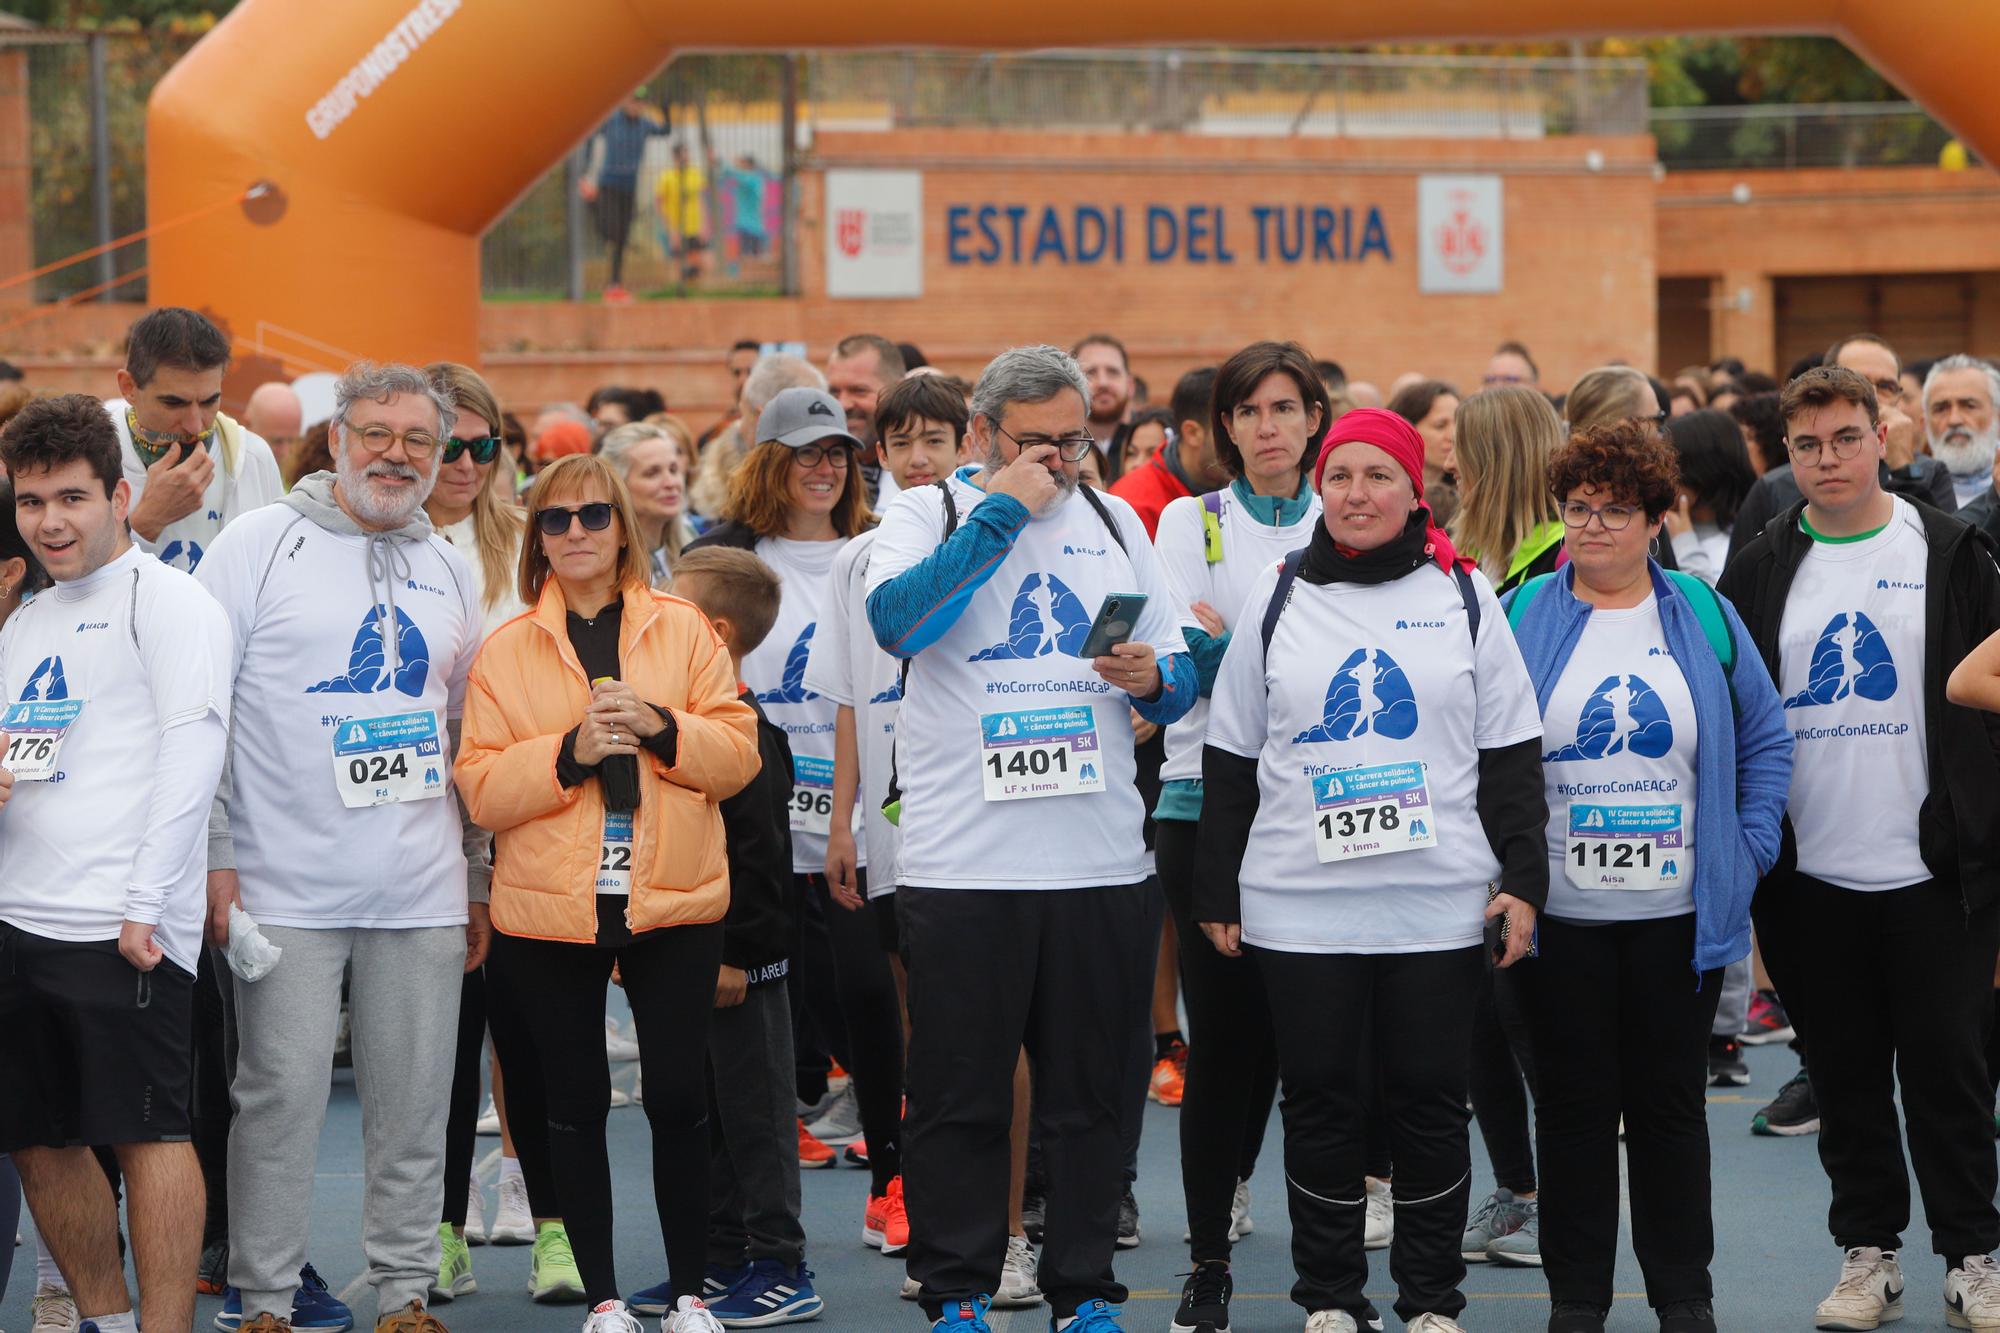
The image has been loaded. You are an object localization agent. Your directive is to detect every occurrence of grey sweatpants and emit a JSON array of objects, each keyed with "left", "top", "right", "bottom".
[
  {"left": 228, "top": 924, "right": 463, "bottom": 1320},
  {"left": 708, "top": 978, "right": 806, "bottom": 1268},
  {"left": 1713, "top": 956, "right": 1754, "bottom": 1037}
]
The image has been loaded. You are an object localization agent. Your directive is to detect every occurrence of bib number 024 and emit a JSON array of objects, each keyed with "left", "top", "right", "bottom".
[{"left": 346, "top": 753, "right": 410, "bottom": 785}]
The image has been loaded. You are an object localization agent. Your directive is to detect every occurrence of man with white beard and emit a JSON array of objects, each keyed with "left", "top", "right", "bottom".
[
  {"left": 197, "top": 361, "right": 486, "bottom": 1333},
  {"left": 1925, "top": 355, "right": 2000, "bottom": 512}
]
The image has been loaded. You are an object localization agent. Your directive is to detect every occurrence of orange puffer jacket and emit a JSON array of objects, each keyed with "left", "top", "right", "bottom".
[{"left": 457, "top": 580, "right": 760, "bottom": 944}]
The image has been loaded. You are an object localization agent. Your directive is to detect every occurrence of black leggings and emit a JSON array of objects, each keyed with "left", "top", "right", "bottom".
[
  {"left": 192, "top": 944, "right": 236, "bottom": 1247},
  {"left": 793, "top": 871, "right": 905, "bottom": 1194},
  {"left": 1467, "top": 959, "right": 1539, "bottom": 1195},
  {"left": 1156, "top": 819, "right": 1279, "bottom": 1263},
  {"left": 486, "top": 920, "right": 722, "bottom": 1305}
]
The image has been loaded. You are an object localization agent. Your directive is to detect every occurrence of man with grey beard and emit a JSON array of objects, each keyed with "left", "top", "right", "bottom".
[
  {"left": 1925, "top": 354, "right": 2000, "bottom": 512},
  {"left": 196, "top": 361, "right": 486, "bottom": 1333}
]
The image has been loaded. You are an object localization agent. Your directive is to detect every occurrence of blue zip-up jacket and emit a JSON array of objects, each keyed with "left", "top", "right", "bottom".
[{"left": 1504, "top": 561, "right": 1793, "bottom": 974}]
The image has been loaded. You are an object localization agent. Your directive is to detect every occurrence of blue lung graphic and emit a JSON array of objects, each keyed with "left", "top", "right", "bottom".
[
  {"left": 1544, "top": 674, "right": 1674, "bottom": 762},
  {"left": 756, "top": 623, "right": 821, "bottom": 704},
  {"left": 306, "top": 606, "right": 431, "bottom": 695},
  {"left": 158, "top": 539, "right": 205, "bottom": 573},
  {"left": 868, "top": 675, "right": 904, "bottom": 705},
  {"left": 1292, "top": 648, "right": 1418, "bottom": 743},
  {"left": 22, "top": 655, "right": 67, "bottom": 701},
  {"left": 969, "top": 573, "right": 1091, "bottom": 661},
  {"left": 1784, "top": 611, "right": 1897, "bottom": 709}
]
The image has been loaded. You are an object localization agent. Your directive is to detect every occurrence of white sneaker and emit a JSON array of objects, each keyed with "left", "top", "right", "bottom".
[
  {"left": 663, "top": 1294, "right": 727, "bottom": 1331},
  {"left": 1182, "top": 1178, "right": 1255, "bottom": 1244},
  {"left": 610, "top": 1085, "right": 634, "bottom": 1109},
  {"left": 993, "top": 1233, "right": 1042, "bottom": 1308},
  {"left": 464, "top": 1177, "right": 490, "bottom": 1245},
  {"left": 900, "top": 1274, "right": 922, "bottom": 1301},
  {"left": 806, "top": 1085, "right": 863, "bottom": 1146},
  {"left": 606, "top": 1016, "right": 642, "bottom": 1063},
  {"left": 1947, "top": 1253, "right": 2000, "bottom": 1331},
  {"left": 490, "top": 1170, "right": 536, "bottom": 1245},
  {"left": 30, "top": 1283, "right": 78, "bottom": 1333},
  {"left": 1815, "top": 1246, "right": 1904, "bottom": 1331},
  {"left": 582, "top": 1298, "right": 646, "bottom": 1332},
  {"left": 1405, "top": 1316, "right": 1466, "bottom": 1333},
  {"left": 476, "top": 1094, "right": 502, "bottom": 1136},
  {"left": 1363, "top": 1176, "right": 1393, "bottom": 1251},
  {"left": 1305, "top": 1312, "right": 1359, "bottom": 1332}
]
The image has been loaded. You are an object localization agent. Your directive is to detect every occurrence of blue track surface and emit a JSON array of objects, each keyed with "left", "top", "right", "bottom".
[{"left": 0, "top": 1038, "right": 1951, "bottom": 1332}]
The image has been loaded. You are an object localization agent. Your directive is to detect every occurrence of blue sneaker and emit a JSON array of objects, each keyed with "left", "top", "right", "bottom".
[
  {"left": 215, "top": 1263, "right": 356, "bottom": 1331},
  {"left": 932, "top": 1295, "right": 994, "bottom": 1331},
  {"left": 704, "top": 1258, "right": 824, "bottom": 1326},
  {"left": 1057, "top": 1298, "right": 1127, "bottom": 1332},
  {"left": 628, "top": 1263, "right": 750, "bottom": 1316}
]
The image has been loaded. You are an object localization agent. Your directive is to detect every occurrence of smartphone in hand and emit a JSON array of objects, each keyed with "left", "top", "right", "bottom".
[{"left": 1077, "top": 592, "right": 1148, "bottom": 659}]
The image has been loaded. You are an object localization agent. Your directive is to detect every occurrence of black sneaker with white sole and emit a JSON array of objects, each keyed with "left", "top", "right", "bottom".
[
  {"left": 1171, "top": 1261, "right": 1232, "bottom": 1333},
  {"left": 1116, "top": 1188, "right": 1141, "bottom": 1249},
  {"left": 1708, "top": 1035, "right": 1750, "bottom": 1087},
  {"left": 1752, "top": 1067, "right": 1820, "bottom": 1136}
]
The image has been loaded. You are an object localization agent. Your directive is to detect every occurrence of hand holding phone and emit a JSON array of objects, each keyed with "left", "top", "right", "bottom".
[{"left": 1076, "top": 592, "right": 1147, "bottom": 659}]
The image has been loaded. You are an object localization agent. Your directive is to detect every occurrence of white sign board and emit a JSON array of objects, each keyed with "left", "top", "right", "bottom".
[
  {"left": 825, "top": 169, "right": 924, "bottom": 299},
  {"left": 1418, "top": 175, "right": 1503, "bottom": 295}
]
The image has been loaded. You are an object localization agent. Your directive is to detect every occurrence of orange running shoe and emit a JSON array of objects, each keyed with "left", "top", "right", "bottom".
[
  {"left": 863, "top": 1175, "right": 911, "bottom": 1255},
  {"left": 827, "top": 1058, "right": 851, "bottom": 1092},
  {"left": 1149, "top": 1038, "right": 1188, "bottom": 1106},
  {"left": 798, "top": 1117, "right": 836, "bottom": 1170}
]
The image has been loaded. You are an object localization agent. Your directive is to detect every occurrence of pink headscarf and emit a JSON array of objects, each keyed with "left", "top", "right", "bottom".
[{"left": 1311, "top": 407, "right": 1471, "bottom": 574}]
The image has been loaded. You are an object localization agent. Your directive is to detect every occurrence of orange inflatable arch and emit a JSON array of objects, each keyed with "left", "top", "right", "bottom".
[{"left": 147, "top": 0, "right": 1999, "bottom": 371}]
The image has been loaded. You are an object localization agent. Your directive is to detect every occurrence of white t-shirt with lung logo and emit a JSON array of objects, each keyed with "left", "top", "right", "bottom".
[
  {"left": 1204, "top": 561, "right": 1540, "bottom": 953},
  {"left": 1538, "top": 595, "right": 1698, "bottom": 922},
  {"left": 1778, "top": 497, "right": 1930, "bottom": 891},
  {"left": 865, "top": 474, "right": 1186, "bottom": 890},
  {"left": 743, "top": 535, "right": 852, "bottom": 876},
  {"left": 802, "top": 528, "right": 900, "bottom": 895}
]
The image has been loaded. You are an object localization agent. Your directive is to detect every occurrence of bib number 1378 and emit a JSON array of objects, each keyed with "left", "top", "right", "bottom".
[{"left": 1318, "top": 800, "right": 1402, "bottom": 841}]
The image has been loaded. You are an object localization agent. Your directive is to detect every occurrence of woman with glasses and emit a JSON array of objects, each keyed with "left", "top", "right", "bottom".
[
  {"left": 598, "top": 419, "right": 696, "bottom": 583},
  {"left": 457, "top": 453, "right": 761, "bottom": 1333},
  {"left": 1502, "top": 421, "right": 1790, "bottom": 1333},
  {"left": 685, "top": 386, "right": 912, "bottom": 1256}
]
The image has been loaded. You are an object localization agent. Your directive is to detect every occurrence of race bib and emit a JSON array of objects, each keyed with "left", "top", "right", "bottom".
[
  {"left": 1565, "top": 802, "right": 1687, "bottom": 891},
  {"left": 1, "top": 699, "right": 84, "bottom": 782},
  {"left": 596, "top": 811, "right": 634, "bottom": 896},
  {"left": 330, "top": 710, "right": 448, "bottom": 809},
  {"left": 979, "top": 705, "right": 1107, "bottom": 802},
  {"left": 791, "top": 754, "right": 835, "bottom": 835},
  {"left": 1311, "top": 760, "right": 1439, "bottom": 864}
]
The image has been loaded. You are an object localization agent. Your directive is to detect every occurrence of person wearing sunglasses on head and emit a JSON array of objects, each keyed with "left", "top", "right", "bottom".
[{"left": 457, "top": 454, "right": 761, "bottom": 1333}]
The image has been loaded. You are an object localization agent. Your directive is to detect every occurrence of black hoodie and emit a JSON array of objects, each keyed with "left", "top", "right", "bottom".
[{"left": 720, "top": 689, "right": 799, "bottom": 982}]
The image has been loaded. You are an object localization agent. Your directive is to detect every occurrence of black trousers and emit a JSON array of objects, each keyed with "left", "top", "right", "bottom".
[
  {"left": 793, "top": 871, "right": 905, "bottom": 1194},
  {"left": 1468, "top": 955, "right": 1539, "bottom": 1195},
  {"left": 1156, "top": 819, "right": 1279, "bottom": 1263},
  {"left": 1255, "top": 943, "right": 1482, "bottom": 1323},
  {"left": 443, "top": 967, "right": 485, "bottom": 1228},
  {"left": 1517, "top": 914, "right": 1719, "bottom": 1309},
  {"left": 192, "top": 944, "right": 236, "bottom": 1247},
  {"left": 486, "top": 921, "right": 722, "bottom": 1305},
  {"left": 899, "top": 882, "right": 1154, "bottom": 1321},
  {"left": 1755, "top": 872, "right": 2000, "bottom": 1257}
]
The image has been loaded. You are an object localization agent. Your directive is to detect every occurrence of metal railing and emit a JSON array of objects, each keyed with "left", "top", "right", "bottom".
[{"left": 1651, "top": 101, "right": 1963, "bottom": 171}]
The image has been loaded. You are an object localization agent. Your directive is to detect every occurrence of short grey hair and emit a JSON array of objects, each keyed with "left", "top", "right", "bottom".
[
  {"left": 970, "top": 345, "right": 1090, "bottom": 429},
  {"left": 334, "top": 360, "right": 457, "bottom": 442},
  {"left": 598, "top": 421, "right": 677, "bottom": 475},
  {"left": 1923, "top": 354, "right": 2000, "bottom": 415},
  {"left": 741, "top": 354, "right": 826, "bottom": 420}
]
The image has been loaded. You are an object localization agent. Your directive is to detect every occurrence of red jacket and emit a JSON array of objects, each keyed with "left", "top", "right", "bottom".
[{"left": 1108, "top": 456, "right": 1191, "bottom": 540}]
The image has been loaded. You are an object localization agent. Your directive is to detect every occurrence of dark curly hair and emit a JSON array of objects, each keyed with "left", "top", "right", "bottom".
[
  {"left": 1548, "top": 419, "right": 1681, "bottom": 520},
  {"left": 0, "top": 392, "right": 121, "bottom": 496}
]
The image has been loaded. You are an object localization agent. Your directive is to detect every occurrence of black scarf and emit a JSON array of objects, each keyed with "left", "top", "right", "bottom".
[{"left": 1298, "top": 508, "right": 1435, "bottom": 586}]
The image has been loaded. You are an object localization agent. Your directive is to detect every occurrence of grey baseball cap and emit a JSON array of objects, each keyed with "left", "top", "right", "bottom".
[{"left": 757, "top": 386, "right": 861, "bottom": 449}]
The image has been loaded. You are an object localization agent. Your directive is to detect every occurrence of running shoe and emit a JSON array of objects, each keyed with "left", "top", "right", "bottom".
[
  {"left": 1063, "top": 1299, "right": 1128, "bottom": 1331},
  {"left": 490, "top": 1171, "right": 535, "bottom": 1245},
  {"left": 1484, "top": 1195, "right": 1541, "bottom": 1267},
  {"left": 1460, "top": 1187, "right": 1532, "bottom": 1261},
  {"left": 1021, "top": 1189, "right": 1046, "bottom": 1245},
  {"left": 1149, "top": 1039, "right": 1188, "bottom": 1106},
  {"left": 236, "top": 1320, "right": 291, "bottom": 1333},
  {"left": 1363, "top": 1177, "right": 1393, "bottom": 1251},
  {"left": 1741, "top": 988, "right": 1796, "bottom": 1046},
  {"left": 1658, "top": 1297, "right": 1717, "bottom": 1332},
  {"left": 929, "top": 1296, "right": 993, "bottom": 1331},
  {"left": 994, "top": 1234, "right": 1041, "bottom": 1309},
  {"left": 605, "top": 1016, "right": 641, "bottom": 1063},
  {"left": 609, "top": 1085, "right": 633, "bottom": 1109},
  {"left": 797, "top": 1118, "right": 835, "bottom": 1170},
  {"left": 602, "top": 284, "right": 633, "bottom": 306},
  {"left": 1708, "top": 1034, "right": 1751, "bottom": 1087},
  {"left": 663, "top": 1296, "right": 727, "bottom": 1332},
  {"left": 1181, "top": 1178, "right": 1255, "bottom": 1244},
  {"left": 1815, "top": 1246, "right": 1903, "bottom": 1330},
  {"left": 431, "top": 1223, "right": 475, "bottom": 1303},
  {"left": 1946, "top": 1254, "right": 2000, "bottom": 1331},
  {"left": 863, "top": 1175, "right": 911, "bottom": 1255},
  {"left": 463, "top": 1178, "right": 488, "bottom": 1246},
  {"left": 1170, "top": 1260, "right": 1231, "bottom": 1333},
  {"left": 1546, "top": 1301, "right": 1608, "bottom": 1332},
  {"left": 826, "top": 1059, "right": 851, "bottom": 1093},
  {"left": 1752, "top": 1068, "right": 1820, "bottom": 1137},
  {"left": 30, "top": 1284, "right": 78, "bottom": 1333},
  {"left": 703, "top": 1259, "right": 823, "bottom": 1326},
  {"left": 217, "top": 1265, "right": 355, "bottom": 1331},
  {"left": 1117, "top": 1188, "right": 1141, "bottom": 1249},
  {"left": 372, "top": 1301, "right": 448, "bottom": 1332},
  {"left": 475, "top": 1095, "right": 501, "bottom": 1136},
  {"left": 199, "top": 1236, "right": 232, "bottom": 1294},
  {"left": 581, "top": 1299, "right": 645, "bottom": 1333},
  {"left": 1304, "top": 1313, "right": 1357, "bottom": 1333},
  {"left": 805, "top": 1086, "right": 863, "bottom": 1146},
  {"left": 844, "top": 1141, "right": 869, "bottom": 1168},
  {"left": 628, "top": 1264, "right": 749, "bottom": 1316},
  {"left": 901, "top": 1275, "right": 922, "bottom": 1302},
  {"left": 1404, "top": 1317, "right": 1466, "bottom": 1333},
  {"left": 530, "top": 1222, "right": 588, "bottom": 1304}
]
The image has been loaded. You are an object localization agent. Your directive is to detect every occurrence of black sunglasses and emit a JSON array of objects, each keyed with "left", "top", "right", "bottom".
[
  {"left": 535, "top": 502, "right": 615, "bottom": 537},
  {"left": 442, "top": 435, "right": 503, "bottom": 465}
]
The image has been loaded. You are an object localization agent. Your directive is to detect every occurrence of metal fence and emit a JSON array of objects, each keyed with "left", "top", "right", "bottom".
[{"left": 1651, "top": 102, "right": 1961, "bottom": 171}]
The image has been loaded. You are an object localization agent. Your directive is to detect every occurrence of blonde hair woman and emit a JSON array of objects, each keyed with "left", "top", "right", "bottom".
[
  {"left": 1452, "top": 385, "right": 1567, "bottom": 593},
  {"left": 599, "top": 419, "right": 695, "bottom": 583},
  {"left": 425, "top": 362, "right": 528, "bottom": 638},
  {"left": 1563, "top": 366, "right": 1663, "bottom": 434}
]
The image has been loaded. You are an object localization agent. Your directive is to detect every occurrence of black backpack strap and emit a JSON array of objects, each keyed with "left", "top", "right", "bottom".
[
  {"left": 935, "top": 478, "right": 958, "bottom": 540},
  {"left": 1452, "top": 564, "right": 1482, "bottom": 647},
  {"left": 1260, "top": 548, "right": 1307, "bottom": 655},
  {"left": 1079, "top": 483, "right": 1130, "bottom": 554}
]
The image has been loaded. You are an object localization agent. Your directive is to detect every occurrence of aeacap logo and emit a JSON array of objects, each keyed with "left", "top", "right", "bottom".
[
  {"left": 22, "top": 655, "right": 67, "bottom": 701},
  {"left": 159, "top": 539, "right": 205, "bottom": 573},
  {"left": 757, "top": 623, "right": 821, "bottom": 704},
  {"left": 1293, "top": 648, "right": 1418, "bottom": 743},
  {"left": 1785, "top": 611, "right": 1897, "bottom": 710},
  {"left": 1544, "top": 674, "right": 1673, "bottom": 762},
  {"left": 307, "top": 605, "right": 430, "bottom": 695},
  {"left": 969, "top": 572, "right": 1089, "bottom": 661},
  {"left": 869, "top": 675, "right": 903, "bottom": 705}
]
